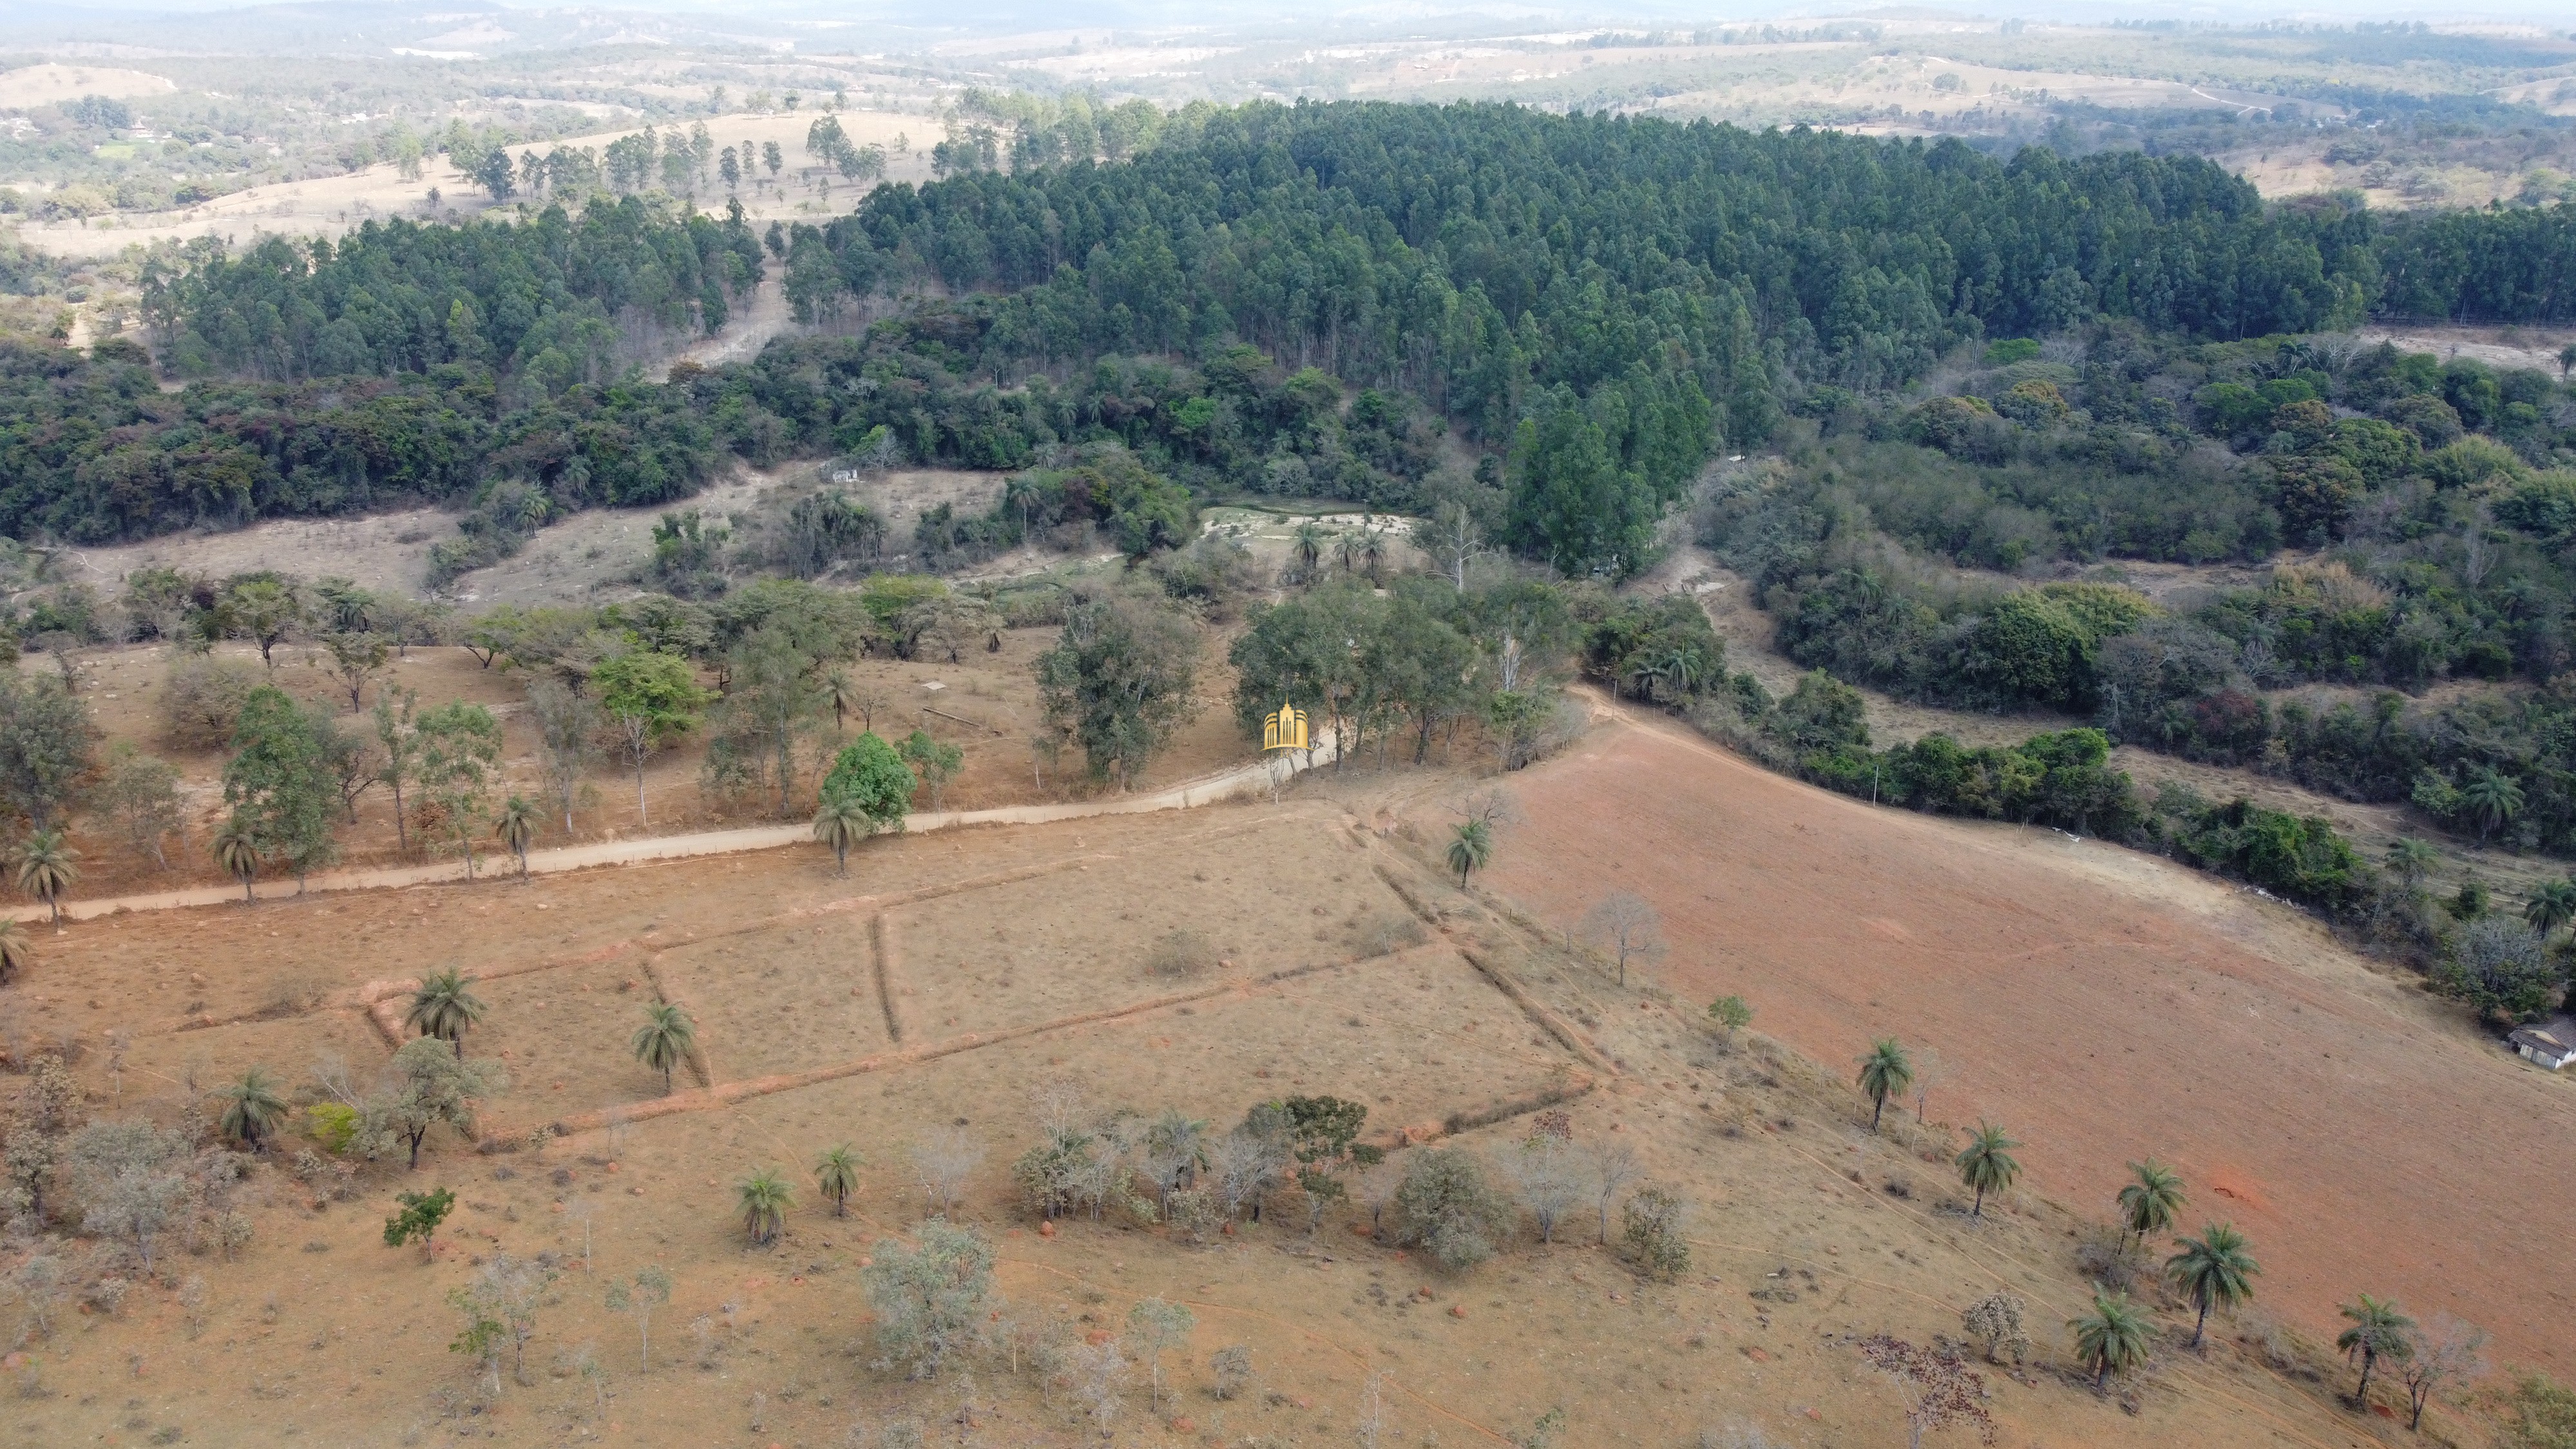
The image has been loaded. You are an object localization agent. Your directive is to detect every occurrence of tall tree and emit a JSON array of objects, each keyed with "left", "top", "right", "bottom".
[
  {"left": 2523, "top": 878, "right": 2576, "bottom": 937},
  {"left": 223, "top": 686, "right": 338, "bottom": 891},
  {"left": 706, "top": 625, "right": 823, "bottom": 818},
  {"left": 318, "top": 631, "right": 390, "bottom": 712},
  {"left": 524, "top": 680, "right": 599, "bottom": 833},
  {"left": 415, "top": 703, "right": 502, "bottom": 877},
  {"left": 1034, "top": 587, "right": 1202, "bottom": 789},
  {"left": 593, "top": 652, "right": 707, "bottom": 828},
  {"left": 0, "top": 672, "right": 97, "bottom": 832},
  {"left": 374, "top": 688, "right": 422, "bottom": 855},
  {"left": 221, "top": 578, "right": 304, "bottom": 670},
  {"left": 212, "top": 1067, "right": 288, "bottom": 1150}
]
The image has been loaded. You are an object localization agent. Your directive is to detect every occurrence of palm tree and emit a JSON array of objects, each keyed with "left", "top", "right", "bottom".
[
  {"left": 2459, "top": 767, "right": 2523, "bottom": 842},
  {"left": 405, "top": 967, "right": 488, "bottom": 1057},
  {"left": 1003, "top": 473, "right": 1043, "bottom": 544},
  {"left": 1955, "top": 1121, "right": 2021, "bottom": 1218},
  {"left": 2383, "top": 837, "right": 2436, "bottom": 893},
  {"left": 822, "top": 671, "right": 859, "bottom": 736},
  {"left": 213, "top": 820, "right": 262, "bottom": 904},
  {"left": 1333, "top": 529, "right": 1362, "bottom": 576},
  {"left": 2115, "top": 1159, "right": 2186, "bottom": 1251},
  {"left": 13, "top": 829, "right": 77, "bottom": 926},
  {"left": 814, "top": 793, "right": 869, "bottom": 876},
  {"left": 1855, "top": 1039, "right": 1914, "bottom": 1132},
  {"left": 632, "top": 1002, "right": 697, "bottom": 1095},
  {"left": 737, "top": 1168, "right": 792, "bottom": 1246},
  {"left": 814, "top": 1144, "right": 861, "bottom": 1217},
  {"left": 0, "top": 918, "right": 28, "bottom": 983},
  {"left": 496, "top": 795, "right": 537, "bottom": 881},
  {"left": 1445, "top": 819, "right": 1492, "bottom": 887},
  {"left": 2069, "top": 1291, "right": 2153, "bottom": 1391},
  {"left": 1291, "top": 521, "right": 1325, "bottom": 583},
  {"left": 213, "top": 1066, "right": 289, "bottom": 1150},
  {"left": 1655, "top": 646, "right": 1704, "bottom": 701},
  {"left": 2337, "top": 1295, "right": 2415, "bottom": 1406},
  {"left": 2525, "top": 878, "right": 2576, "bottom": 937},
  {"left": 2165, "top": 1223, "right": 2260, "bottom": 1349}
]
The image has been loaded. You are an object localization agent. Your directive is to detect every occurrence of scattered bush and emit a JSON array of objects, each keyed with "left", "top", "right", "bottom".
[
  {"left": 1388, "top": 1148, "right": 1513, "bottom": 1272},
  {"left": 1619, "top": 1185, "right": 1692, "bottom": 1282},
  {"left": 861, "top": 1217, "right": 995, "bottom": 1379},
  {"left": 1144, "top": 929, "right": 1219, "bottom": 979},
  {"left": 160, "top": 654, "right": 258, "bottom": 750}
]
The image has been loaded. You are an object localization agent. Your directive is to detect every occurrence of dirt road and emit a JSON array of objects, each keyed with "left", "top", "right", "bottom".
[{"left": 12, "top": 743, "right": 1321, "bottom": 925}]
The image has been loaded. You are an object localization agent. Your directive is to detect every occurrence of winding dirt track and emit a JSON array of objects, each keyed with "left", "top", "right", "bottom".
[{"left": 1485, "top": 703, "right": 2576, "bottom": 1373}]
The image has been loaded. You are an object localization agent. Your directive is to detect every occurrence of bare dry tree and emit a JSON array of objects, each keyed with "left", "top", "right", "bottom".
[
  {"left": 1585, "top": 1139, "right": 1639, "bottom": 1246},
  {"left": 1911, "top": 1046, "right": 1955, "bottom": 1125},
  {"left": 1581, "top": 893, "right": 1666, "bottom": 986},
  {"left": 2401, "top": 1314, "right": 2489, "bottom": 1432},
  {"left": 910, "top": 1126, "right": 986, "bottom": 1214}
]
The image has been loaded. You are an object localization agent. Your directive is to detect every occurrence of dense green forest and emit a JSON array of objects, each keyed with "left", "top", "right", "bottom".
[{"left": 8, "top": 101, "right": 2575, "bottom": 569}]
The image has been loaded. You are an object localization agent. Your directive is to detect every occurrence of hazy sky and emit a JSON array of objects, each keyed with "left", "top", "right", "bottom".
[{"left": 5, "top": 0, "right": 2573, "bottom": 38}]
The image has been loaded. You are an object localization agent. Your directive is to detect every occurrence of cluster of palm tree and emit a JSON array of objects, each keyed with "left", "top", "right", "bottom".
[
  {"left": 2067, "top": 1163, "right": 2265, "bottom": 1391},
  {"left": 1619, "top": 643, "right": 1713, "bottom": 705},
  {"left": 724, "top": 1144, "right": 865, "bottom": 1249},
  {"left": 1851, "top": 1040, "right": 2022, "bottom": 1217},
  {"left": 1288, "top": 518, "right": 1391, "bottom": 587},
  {"left": 405, "top": 967, "right": 701, "bottom": 1095}
]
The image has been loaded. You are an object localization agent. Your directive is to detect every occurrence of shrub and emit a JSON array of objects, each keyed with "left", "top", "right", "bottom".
[
  {"left": 1143, "top": 929, "right": 1218, "bottom": 979},
  {"left": 1389, "top": 1148, "right": 1513, "bottom": 1272},
  {"left": 862, "top": 1217, "right": 995, "bottom": 1379},
  {"left": 1209, "top": 1344, "right": 1254, "bottom": 1400},
  {"left": 1619, "top": 1185, "right": 1692, "bottom": 1282},
  {"left": 161, "top": 654, "right": 258, "bottom": 750},
  {"left": 2441, "top": 914, "right": 2558, "bottom": 1021},
  {"left": 1961, "top": 1291, "right": 2030, "bottom": 1364}
]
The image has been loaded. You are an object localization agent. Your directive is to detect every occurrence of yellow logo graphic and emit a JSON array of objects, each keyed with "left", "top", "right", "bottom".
[{"left": 1262, "top": 700, "right": 1310, "bottom": 752}]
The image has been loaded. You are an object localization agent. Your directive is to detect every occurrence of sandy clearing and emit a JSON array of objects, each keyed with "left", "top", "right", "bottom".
[
  {"left": 1484, "top": 702, "right": 2576, "bottom": 1372},
  {"left": 0, "top": 62, "right": 175, "bottom": 108},
  {"left": 17, "top": 108, "right": 944, "bottom": 260}
]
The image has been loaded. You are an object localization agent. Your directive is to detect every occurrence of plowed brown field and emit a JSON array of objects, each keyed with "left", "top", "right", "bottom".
[{"left": 1486, "top": 705, "right": 2576, "bottom": 1373}]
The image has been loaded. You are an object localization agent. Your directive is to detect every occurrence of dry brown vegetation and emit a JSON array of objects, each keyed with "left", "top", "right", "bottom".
[{"left": 0, "top": 688, "right": 2544, "bottom": 1444}]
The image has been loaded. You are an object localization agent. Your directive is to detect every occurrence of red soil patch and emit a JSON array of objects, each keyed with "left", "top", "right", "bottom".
[{"left": 1485, "top": 709, "right": 2576, "bottom": 1372}]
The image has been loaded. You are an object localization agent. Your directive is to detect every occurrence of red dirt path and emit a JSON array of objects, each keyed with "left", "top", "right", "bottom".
[{"left": 1485, "top": 708, "right": 2576, "bottom": 1372}]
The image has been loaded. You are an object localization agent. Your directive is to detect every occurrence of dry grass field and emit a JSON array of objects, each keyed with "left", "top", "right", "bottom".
[
  {"left": 0, "top": 762, "right": 2428, "bottom": 1448},
  {"left": 1486, "top": 704, "right": 2576, "bottom": 1379}
]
